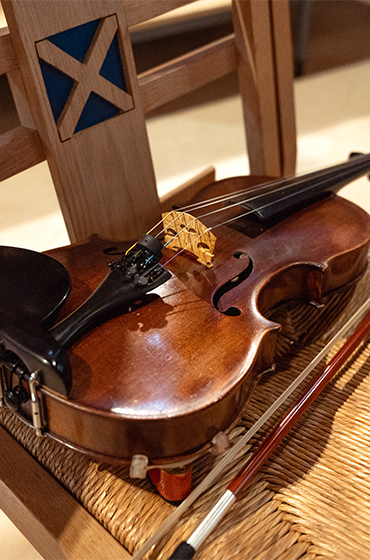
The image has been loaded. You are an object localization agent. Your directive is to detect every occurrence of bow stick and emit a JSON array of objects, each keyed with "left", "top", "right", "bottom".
[
  {"left": 132, "top": 295, "right": 370, "bottom": 560},
  {"left": 167, "top": 303, "right": 370, "bottom": 559}
]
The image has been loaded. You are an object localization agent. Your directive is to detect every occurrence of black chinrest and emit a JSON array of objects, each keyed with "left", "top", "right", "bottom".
[
  {"left": 0, "top": 246, "right": 72, "bottom": 394},
  {"left": 0, "top": 245, "right": 71, "bottom": 328}
]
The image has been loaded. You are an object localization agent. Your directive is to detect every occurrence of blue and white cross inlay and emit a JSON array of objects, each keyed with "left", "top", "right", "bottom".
[{"left": 36, "top": 15, "right": 134, "bottom": 141}]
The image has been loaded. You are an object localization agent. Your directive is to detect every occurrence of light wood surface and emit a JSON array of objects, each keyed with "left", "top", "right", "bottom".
[
  {"left": 123, "top": 0, "right": 197, "bottom": 28},
  {"left": 162, "top": 209, "right": 216, "bottom": 266},
  {"left": 232, "top": 0, "right": 296, "bottom": 177},
  {"left": 0, "top": 426, "right": 130, "bottom": 560},
  {"left": 6, "top": 68, "right": 35, "bottom": 129},
  {"left": 35, "top": 16, "right": 134, "bottom": 142},
  {"left": 270, "top": 0, "right": 297, "bottom": 176},
  {"left": 0, "top": 26, "right": 17, "bottom": 74},
  {"left": 233, "top": 0, "right": 279, "bottom": 177},
  {"left": 139, "top": 33, "right": 236, "bottom": 114},
  {"left": 3, "top": 0, "right": 161, "bottom": 243},
  {"left": 1, "top": 0, "right": 296, "bottom": 240},
  {"left": 0, "top": 126, "right": 44, "bottom": 181}
]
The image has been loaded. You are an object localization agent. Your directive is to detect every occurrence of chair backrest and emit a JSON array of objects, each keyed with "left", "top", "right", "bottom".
[{"left": 0, "top": 0, "right": 296, "bottom": 244}]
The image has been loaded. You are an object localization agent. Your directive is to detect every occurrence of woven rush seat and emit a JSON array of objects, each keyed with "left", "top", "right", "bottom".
[{"left": 1, "top": 258, "right": 370, "bottom": 559}]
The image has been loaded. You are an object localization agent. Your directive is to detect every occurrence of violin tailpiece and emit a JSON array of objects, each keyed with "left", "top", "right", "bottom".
[{"left": 162, "top": 211, "right": 216, "bottom": 267}]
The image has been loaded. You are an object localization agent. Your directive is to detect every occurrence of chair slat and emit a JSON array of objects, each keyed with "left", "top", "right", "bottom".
[
  {"left": 0, "top": 27, "right": 18, "bottom": 75},
  {"left": 124, "top": 0, "right": 196, "bottom": 28},
  {"left": 0, "top": 126, "right": 45, "bottom": 181},
  {"left": 139, "top": 33, "right": 236, "bottom": 114},
  {"left": 160, "top": 166, "right": 216, "bottom": 212}
]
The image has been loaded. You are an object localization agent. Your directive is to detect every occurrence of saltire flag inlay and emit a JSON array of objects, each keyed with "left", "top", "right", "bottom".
[{"left": 36, "top": 15, "right": 134, "bottom": 141}]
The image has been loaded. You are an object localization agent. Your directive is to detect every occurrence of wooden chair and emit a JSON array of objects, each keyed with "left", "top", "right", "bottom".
[
  {"left": 0, "top": 1, "right": 296, "bottom": 558},
  {"left": 0, "top": 0, "right": 296, "bottom": 243}
]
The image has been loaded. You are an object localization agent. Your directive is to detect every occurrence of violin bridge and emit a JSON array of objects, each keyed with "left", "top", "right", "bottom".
[{"left": 162, "top": 211, "right": 216, "bottom": 267}]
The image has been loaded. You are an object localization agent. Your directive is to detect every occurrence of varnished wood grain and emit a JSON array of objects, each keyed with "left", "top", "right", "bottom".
[{"left": 0, "top": 0, "right": 296, "bottom": 463}]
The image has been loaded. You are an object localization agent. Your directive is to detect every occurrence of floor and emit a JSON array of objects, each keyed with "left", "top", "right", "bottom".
[{"left": 1, "top": 1, "right": 370, "bottom": 559}]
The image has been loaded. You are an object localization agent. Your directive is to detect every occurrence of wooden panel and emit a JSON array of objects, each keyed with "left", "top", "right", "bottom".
[
  {"left": 0, "top": 126, "right": 45, "bottom": 181},
  {"left": 232, "top": 0, "right": 281, "bottom": 178},
  {"left": 0, "top": 27, "right": 18, "bottom": 74},
  {"left": 0, "top": 427, "right": 130, "bottom": 560},
  {"left": 270, "top": 0, "right": 296, "bottom": 177},
  {"left": 123, "top": 0, "right": 197, "bottom": 28},
  {"left": 138, "top": 34, "right": 236, "bottom": 114},
  {"left": 2, "top": 0, "right": 161, "bottom": 243}
]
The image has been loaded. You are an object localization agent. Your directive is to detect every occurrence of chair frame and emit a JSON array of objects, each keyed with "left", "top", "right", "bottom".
[{"left": 1, "top": 0, "right": 296, "bottom": 242}]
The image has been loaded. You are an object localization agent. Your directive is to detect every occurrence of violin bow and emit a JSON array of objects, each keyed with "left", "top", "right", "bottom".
[
  {"left": 166, "top": 302, "right": 370, "bottom": 559},
  {"left": 132, "top": 296, "right": 370, "bottom": 560}
]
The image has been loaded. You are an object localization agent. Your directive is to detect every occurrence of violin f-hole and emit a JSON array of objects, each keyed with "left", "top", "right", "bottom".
[{"left": 212, "top": 252, "right": 253, "bottom": 316}]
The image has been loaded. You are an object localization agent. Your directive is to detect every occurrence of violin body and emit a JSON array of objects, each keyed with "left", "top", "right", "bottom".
[{"left": 35, "top": 176, "right": 370, "bottom": 465}]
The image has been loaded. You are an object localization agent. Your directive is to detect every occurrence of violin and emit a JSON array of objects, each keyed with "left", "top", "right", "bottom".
[{"left": 1, "top": 153, "right": 370, "bottom": 478}]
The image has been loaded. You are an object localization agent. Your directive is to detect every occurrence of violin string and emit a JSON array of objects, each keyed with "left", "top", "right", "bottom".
[
  {"left": 149, "top": 163, "right": 335, "bottom": 238},
  {"left": 176, "top": 153, "right": 369, "bottom": 216},
  {"left": 161, "top": 171, "right": 340, "bottom": 267},
  {"left": 158, "top": 159, "right": 368, "bottom": 252},
  {"left": 172, "top": 179, "right": 285, "bottom": 214},
  {"left": 159, "top": 176, "right": 298, "bottom": 253},
  {"left": 148, "top": 155, "right": 366, "bottom": 242},
  {"left": 152, "top": 175, "right": 295, "bottom": 239},
  {"left": 159, "top": 166, "right": 327, "bottom": 229},
  {"left": 146, "top": 174, "right": 285, "bottom": 237}
]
